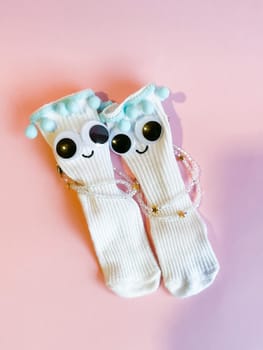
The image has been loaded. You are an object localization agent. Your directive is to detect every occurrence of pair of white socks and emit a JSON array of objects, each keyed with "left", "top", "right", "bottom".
[{"left": 26, "top": 85, "right": 219, "bottom": 298}]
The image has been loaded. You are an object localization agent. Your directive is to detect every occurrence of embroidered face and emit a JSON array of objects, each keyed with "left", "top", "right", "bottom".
[
  {"left": 53, "top": 119, "right": 110, "bottom": 184},
  {"left": 101, "top": 84, "right": 169, "bottom": 157},
  {"left": 25, "top": 89, "right": 112, "bottom": 183},
  {"left": 54, "top": 121, "right": 109, "bottom": 161},
  {"left": 109, "top": 114, "right": 163, "bottom": 156}
]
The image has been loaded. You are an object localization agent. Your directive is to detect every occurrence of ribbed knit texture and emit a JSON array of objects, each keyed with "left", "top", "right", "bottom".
[
  {"left": 107, "top": 87, "right": 220, "bottom": 297},
  {"left": 35, "top": 94, "right": 161, "bottom": 297}
]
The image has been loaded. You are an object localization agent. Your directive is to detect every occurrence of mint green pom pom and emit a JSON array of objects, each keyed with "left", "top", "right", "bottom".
[
  {"left": 30, "top": 111, "right": 41, "bottom": 123},
  {"left": 76, "top": 89, "right": 94, "bottom": 99},
  {"left": 66, "top": 100, "right": 79, "bottom": 114},
  {"left": 40, "top": 118, "right": 57, "bottom": 132},
  {"left": 55, "top": 102, "right": 68, "bottom": 116},
  {"left": 87, "top": 95, "right": 101, "bottom": 109},
  {"left": 25, "top": 124, "right": 38, "bottom": 139},
  {"left": 141, "top": 100, "right": 154, "bottom": 114},
  {"left": 118, "top": 119, "right": 131, "bottom": 132},
  {"left": 125, "top": 105, "right": 138, "bottom": 119},
  {"left": 155, "top": 86, "right": 170, "bottom": 100}
]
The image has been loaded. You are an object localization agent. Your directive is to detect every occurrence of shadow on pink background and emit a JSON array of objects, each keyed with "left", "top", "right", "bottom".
[{"left": 166, "top": 150, "right": 263, "bottom": 349}]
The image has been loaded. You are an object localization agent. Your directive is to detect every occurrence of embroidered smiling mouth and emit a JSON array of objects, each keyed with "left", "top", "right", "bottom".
[
  {"left": 136, "top": 145, "right": 149, "bottom": 154},
  {"left": 82, "top": 150, "right": 94, "bottom": 158}
]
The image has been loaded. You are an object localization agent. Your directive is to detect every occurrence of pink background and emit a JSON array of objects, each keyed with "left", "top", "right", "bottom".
[{"left": 1, "top": 0, "right": 263, "bottom": 349}]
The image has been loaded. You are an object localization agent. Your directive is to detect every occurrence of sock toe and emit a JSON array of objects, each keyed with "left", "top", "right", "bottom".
[
  {"left": 165, "top": 264, "right": 220, "bottom": 298},
  {"left": 107, "top": 269, "right": 161, "bottom": 298}
]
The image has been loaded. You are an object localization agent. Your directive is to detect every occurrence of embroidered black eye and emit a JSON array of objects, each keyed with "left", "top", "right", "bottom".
[
  {"left": 89, "top": 125, "right": 109, "bottom": 144},
  {"left": 142, "top": 121, "right": 162, "bottom": 141},
  {"left": 111, "top": 134, "right": 132, "bottom": 154},
  {"left": 56, "top": 138, "right": 77, "bottom": 159}
]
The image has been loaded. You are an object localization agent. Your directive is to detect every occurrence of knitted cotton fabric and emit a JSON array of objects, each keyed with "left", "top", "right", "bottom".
[
  {"left": 102, "top": 84, "right": 219, "bottom": 297},
  {"left": 26, "top": 90, "right": 161, "bottom": 298}
]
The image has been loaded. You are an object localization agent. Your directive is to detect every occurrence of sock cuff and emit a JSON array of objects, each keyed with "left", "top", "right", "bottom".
[
  {"left": 100, "top": 83, "right": 169, "bottom": 124},
  {"left": 25, "top": 89, "right": 104, "bottom": 145},
  {"left": 25, "top": 89, "right": 117, "bottom": 184}
]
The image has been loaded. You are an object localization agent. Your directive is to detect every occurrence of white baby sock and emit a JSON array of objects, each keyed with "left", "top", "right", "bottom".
[
  {"left": 25, "top": 89, "right": 161, "bottom": 298},
  {"left": 102, "top": 84, "right": 219, "bottom": 297}
]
